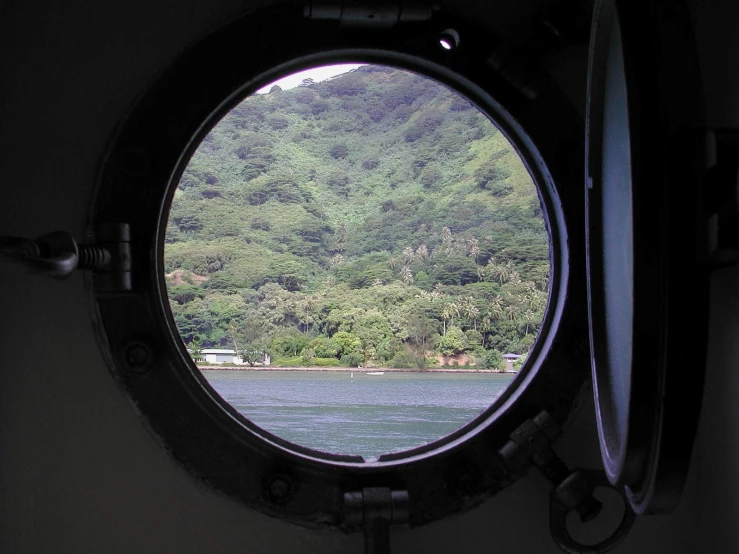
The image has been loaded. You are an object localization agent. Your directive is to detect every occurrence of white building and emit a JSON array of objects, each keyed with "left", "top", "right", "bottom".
[
  {"left": 201, "top": 349, "right": 238, "bottom": 364},
  {"left": 200, "top": 349, "right": 271, "bottom": 366}
]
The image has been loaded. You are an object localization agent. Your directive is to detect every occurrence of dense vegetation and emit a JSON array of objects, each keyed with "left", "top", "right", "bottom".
[{"left": 165, "top": 65, "right": 550, "bottom": 369}]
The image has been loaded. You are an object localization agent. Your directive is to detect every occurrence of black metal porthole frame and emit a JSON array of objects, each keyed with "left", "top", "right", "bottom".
[{"left": 89, "top": 5, "right": 589, "bottom": 528}]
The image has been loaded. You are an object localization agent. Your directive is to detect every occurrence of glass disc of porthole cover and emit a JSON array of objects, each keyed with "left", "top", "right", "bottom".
[{"left": 164, "top": 63, "right": 550, "bottom": 460}]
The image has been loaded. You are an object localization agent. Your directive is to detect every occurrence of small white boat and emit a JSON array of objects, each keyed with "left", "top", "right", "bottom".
[{"left": 366, "top": 371, "right": 384, "bottom": 376}]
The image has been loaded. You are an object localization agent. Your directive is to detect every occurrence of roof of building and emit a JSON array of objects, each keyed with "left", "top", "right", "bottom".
[
  {"left": 503, "top": 353, "right": 522, "bottom": 359},
  {"left": 201, "top": 349, "right": 235, "bottom": 354}
]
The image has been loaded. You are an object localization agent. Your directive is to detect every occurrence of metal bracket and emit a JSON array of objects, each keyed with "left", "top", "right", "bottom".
[
  {"left": 343, "top": 487, "right": 409, "bottom": 554},
  {"left": 304, "top": 1, "right": 438, "bottom": 28},
  {"left": 499, "top": 412, "right": 635, "bottom": 554},
  {"left": 0, "top": 223, "right": 132, "bottom": 291}
]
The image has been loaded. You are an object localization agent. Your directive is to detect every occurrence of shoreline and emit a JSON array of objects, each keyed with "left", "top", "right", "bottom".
[{"left": 197, "top": 365, "right": 518, "bottom": 374}]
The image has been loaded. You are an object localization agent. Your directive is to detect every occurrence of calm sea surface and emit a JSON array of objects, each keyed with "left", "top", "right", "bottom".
[{"left": 201, "top": 370, "right": 516, "bottom": 459}]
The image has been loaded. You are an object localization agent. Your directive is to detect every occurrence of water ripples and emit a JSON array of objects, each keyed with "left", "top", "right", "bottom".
[{"left": 202, "top": 370, "right": 516, "bottom": 458}]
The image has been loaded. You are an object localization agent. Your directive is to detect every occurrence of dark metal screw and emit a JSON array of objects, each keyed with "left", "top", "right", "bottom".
[
  {"left": 124, "top": 341, "right": 152, "bottom": 373},
  {"left": 267, "top": 476, "right": 292, "bottom": 503}
]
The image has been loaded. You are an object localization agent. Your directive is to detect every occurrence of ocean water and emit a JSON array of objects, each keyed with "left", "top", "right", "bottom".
[{"left": 201, "top": 370, "right": 516, "bottom": 459}]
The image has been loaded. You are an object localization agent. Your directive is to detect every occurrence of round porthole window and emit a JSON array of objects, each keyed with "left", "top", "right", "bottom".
[
  {"left": 164, "top": 62, "right": 551, "bottom": 460},
  {"left": 90, "top": 7, "right": 589, "bottom": 528}
]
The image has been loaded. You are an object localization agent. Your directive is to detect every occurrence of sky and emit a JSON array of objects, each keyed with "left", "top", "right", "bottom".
[{"left": 256, "top": 64, "right": 364, "bottom": 94}]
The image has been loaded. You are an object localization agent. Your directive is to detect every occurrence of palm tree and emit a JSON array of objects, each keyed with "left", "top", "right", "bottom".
[
  {"left": 402, "top": 246, "right": 415, "bottom": 266},
  {"left": 522, "top": 309, "right": 537, "bottom": 335},
  {"left": 496, "top": 261, "right": 514, "bottom": 284},
  {"left": 467, "top": 237, "right": 480, "bottom": 260},
  {"left": 441, "top": 305, "right": 452, "bottom": 336},
  {"left": 387, "top": 256, "right": 398, "bottom": 270},
  {"left": 464, "top": 303, "right": 480, "bottom": 331},
  {"left": 330, "top": 254, "right": 344, "bottom": 268},
  {"left": 490, "top": 295, "right": 505, "bottom": 321},
  {"left": 442, "top": 302, "right": 460, "bottom": 334},
  {"left": 400, "top": 265, "right": 414, "bottom": 285},
  {"left": 441, "top": 226, "right": 453, "bottom": 245},
  {"left": 479, "top": 316, "right": 493, "bottom": 347}
]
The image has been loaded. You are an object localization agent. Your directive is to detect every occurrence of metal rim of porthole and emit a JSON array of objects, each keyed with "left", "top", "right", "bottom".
[{"left": 88, "top": 3, "right": 589, "bottom": 530}]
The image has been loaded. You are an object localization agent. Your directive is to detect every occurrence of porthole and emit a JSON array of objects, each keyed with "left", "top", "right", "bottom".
[
  {"left": 165, "top": 62, "right": 551, "bottom": 460},
  {"left": 91, "top": 7, "right": 589, "bottom": 527}
]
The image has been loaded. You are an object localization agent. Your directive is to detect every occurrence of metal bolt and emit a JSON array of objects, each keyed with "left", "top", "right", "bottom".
[
  {"left": 123, "top": 341, "right": 152, "bottom": 373},
  {"left": 267, "top": 475, "right": 292, "bottom": 503}
]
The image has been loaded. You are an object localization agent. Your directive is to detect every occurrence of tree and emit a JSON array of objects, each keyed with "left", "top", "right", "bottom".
[
  {"left": 329, "top": 143, "right": 349, "bottom": 159},
  {"left": 436, "top": 326, "right": 467, "bottom": 356},
  {"left": 406, "top": 309, "right": 437, "bottom": 369},
  {"left": 238, "top": 340, "right": 268, "bottom": 366},
  {"left": 308, "top": 337, "right": 340, "bottom": 358},
  {"left": 168, "top": 284, "right": 205, "bottom": 305},
  {"left": 270, "top": 329, "right": 310, "bottom": 357},
  {"left": 189, "top": 340, "right": 203, "bottom": 363},
  {"left": 332, "top": 331, "right": 361, "bottom": 357}
]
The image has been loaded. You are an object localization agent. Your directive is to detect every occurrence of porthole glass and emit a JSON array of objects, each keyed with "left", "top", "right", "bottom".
[{"left": 162, "top": 63, "right": 551, "bottom": 458}]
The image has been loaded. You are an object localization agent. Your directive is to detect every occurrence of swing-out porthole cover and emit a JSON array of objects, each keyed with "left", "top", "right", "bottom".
[
  {"left": 88, "top": 0, "right": 706, "bottom": 528},
  {"left": 585, "top": 0, "right": 708, "bottom": 515}
]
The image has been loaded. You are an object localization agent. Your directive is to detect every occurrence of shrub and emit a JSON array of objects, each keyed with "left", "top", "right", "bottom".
[
  {"left": 309, "top": 337, "right": 340, "bottom": 358},
  {"left": 313, "top": 357, "right": 341, "bottom": 367},
  {"left": 340, "top": 352, "right": 363, "bottom": 367},
  {"left": 483, "top": 349, "right": 504, "bottom": 370},
  {"left": 389, "top": 350, "right": 416, "bottom": 368},
  {"left": 273, "top": 356, "right": 303, "bottom": 367},
  {"left": 486, "top": 181, "right": 514, "bottom": 197},
  {"left": 300, "top": 348, "right": 316, "bottom": 365}
]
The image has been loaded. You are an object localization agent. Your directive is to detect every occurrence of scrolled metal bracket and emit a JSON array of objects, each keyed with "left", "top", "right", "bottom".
[
  {"left": 499, "top": 412, "right": 635, "bottom": 554},
  {"left": 0, "top": 223, "right": 131, "bottom": 291},
  {"left": 549, "top": 469, "right": 636, "bottom": 554}
]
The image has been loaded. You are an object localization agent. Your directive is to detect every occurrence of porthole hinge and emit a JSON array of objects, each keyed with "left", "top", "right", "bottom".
[
  {"left": 499, "top": 411, "right": 635, "bottom": 554},
  {"left": 343, "top": 487, "right": 409, "bottom": 554},
  {"left": 304, "top": 1, "right": 439, "bottom": 29},
  {"left": 0, "top": 223, "right": 132, "bottom": 291}
]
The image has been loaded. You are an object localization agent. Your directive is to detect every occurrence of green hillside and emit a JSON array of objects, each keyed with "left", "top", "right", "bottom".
[{"left": 164, "top": 65, "right": 550, "bottom": 369}]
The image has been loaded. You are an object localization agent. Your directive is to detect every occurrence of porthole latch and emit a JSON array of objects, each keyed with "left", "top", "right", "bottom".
[
  {"left": 0, "top": 223, "right": 132, "bottom": 291},
  {"left": 499, "top": 412, "right": 636, "bottom": 554},
  {"left": 343, "top": 487, "right": 409, "bottom": 554}
]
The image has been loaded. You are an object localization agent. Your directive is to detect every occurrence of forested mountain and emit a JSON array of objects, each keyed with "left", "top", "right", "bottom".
[{"left": 165, "top": 64, "right": 550, "bottom": 369}]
